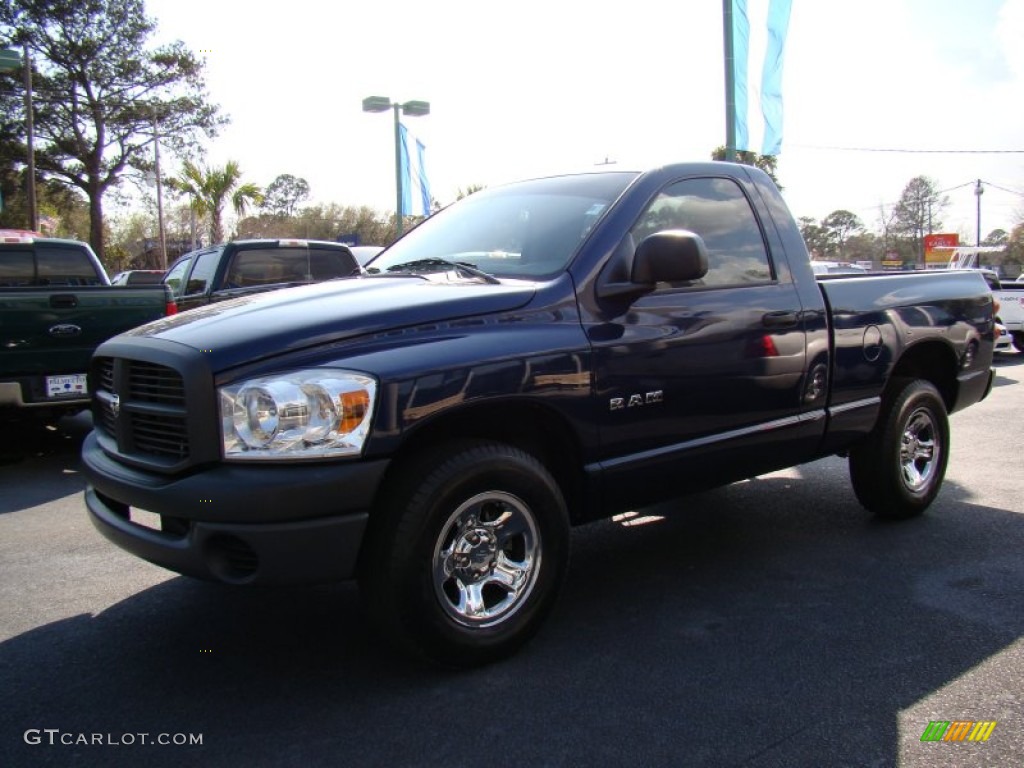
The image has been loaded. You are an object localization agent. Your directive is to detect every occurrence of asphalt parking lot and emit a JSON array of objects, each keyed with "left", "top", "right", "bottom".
[{"left": 2, "top": 352, "right": 1022, "bottom": 767}]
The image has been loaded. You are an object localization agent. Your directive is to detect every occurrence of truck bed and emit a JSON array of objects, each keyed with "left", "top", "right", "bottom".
[{"left": 818, "top": 268, "right": 994, "bottom": 417}]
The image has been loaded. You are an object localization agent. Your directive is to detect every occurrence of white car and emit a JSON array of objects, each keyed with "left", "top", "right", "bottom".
[
  {"left": 110, "top": 269, "right": 164, "bottom": 285},
  {"left": 995, "top": 320, "right": 1013, "bottom": 353},
  {"left": 350, "top": 245, "right": 385, "bottom": 267},
  {"left": 990, "top": 282, "right": 1023, "bottom": 352},
  {"left": 811, "top": 261, "right": 868, "bottom": 276}
]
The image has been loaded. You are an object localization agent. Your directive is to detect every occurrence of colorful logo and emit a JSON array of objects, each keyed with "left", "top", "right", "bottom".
[{"left": 920, "top": 721, "right": 997, "bottom": 742}]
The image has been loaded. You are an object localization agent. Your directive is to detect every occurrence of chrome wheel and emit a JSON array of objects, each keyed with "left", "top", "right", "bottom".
[
  {"left": 900, "top": 406, "right": 940, "bottom": 493},
  {"left": 849, "top": 378, "right": 949, "bottom": 519},
  {"left": 360, "top": 440, "right": 568, "bottom": 666},
  {"left": 432, "top": 491, "right": 541, "bottom": 628}
]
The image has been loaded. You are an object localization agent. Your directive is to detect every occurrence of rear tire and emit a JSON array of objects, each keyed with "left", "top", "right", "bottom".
[
  {"left": 849, "top": 379, "right": 949, "bottom": 519},
  {"left": 359, "top": 440, "right": 569, "bottom": 667}
]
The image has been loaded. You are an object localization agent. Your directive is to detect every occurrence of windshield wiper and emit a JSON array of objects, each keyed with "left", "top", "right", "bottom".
[{"left": 382, "top": 258, "right": 500, "bottom": 284}]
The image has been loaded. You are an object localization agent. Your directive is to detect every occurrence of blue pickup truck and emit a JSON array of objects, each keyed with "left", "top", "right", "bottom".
[{"left": 81, "top": 162, "right": 996, "bottom": 666}]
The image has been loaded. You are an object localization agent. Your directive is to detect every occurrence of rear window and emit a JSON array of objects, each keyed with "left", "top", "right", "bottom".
[
  {"left": 123, "top": 271, "right": 164, "bottom": 285},
  {"left": 0, "top": 243, "right": 104, "bottom": 286},
  {"left": 0, "top": 248, "right": 35, "bottom": 285},
  {"left": 980, "top": 271, "right": 1001, "bottom": 291},
  {"left": 310, "top": 247, "right": 357, "bottom": 280},
  {"left": 224, "top": 246, "right": 356, "bottom": 287}
]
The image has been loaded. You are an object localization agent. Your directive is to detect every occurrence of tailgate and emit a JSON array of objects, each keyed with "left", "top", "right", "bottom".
[
  {"left": 1, "top": 287, "right": 169, "bottom": 377},
  {"left": 994, "top": 286, "right": 1024, "bottom": 328}
]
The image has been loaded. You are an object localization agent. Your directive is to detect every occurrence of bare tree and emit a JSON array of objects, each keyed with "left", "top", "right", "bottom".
[
  {"left": 892, "top": 177, "right": 947, "bottom": 265},
  {"left": 821, "top": 210, "right": 864, "bottom": 259},
  {"left": 261, "top": 174, "right": 310, "bottom": 217},
  {"left": 798, "top": 216, "right": 828, "bottom": 258}
]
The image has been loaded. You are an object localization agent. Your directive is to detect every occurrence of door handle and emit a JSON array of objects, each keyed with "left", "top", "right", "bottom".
[
  {"left": 762, "top": 311, "right": 799, "bottom": 329},
  {"left": 49, "top": 294, "right": 78, "bottom": 309}
]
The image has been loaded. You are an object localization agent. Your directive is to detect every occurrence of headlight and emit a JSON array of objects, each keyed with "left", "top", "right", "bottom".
[{"left": 220, "top": 370, "right": 376, "bottom": 460}]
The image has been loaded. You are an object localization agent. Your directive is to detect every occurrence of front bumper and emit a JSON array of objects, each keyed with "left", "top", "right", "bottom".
[{"left": 82, "top": 431, "right": 389, "bottom": 585}]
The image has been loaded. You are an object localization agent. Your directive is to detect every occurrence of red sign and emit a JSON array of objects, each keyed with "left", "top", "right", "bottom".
[
  {"left": 924, "top": 233, "right": 959, "bottom": 250},
  {"left": 924, "top": 233, "right": 960, "bottom": 265}
]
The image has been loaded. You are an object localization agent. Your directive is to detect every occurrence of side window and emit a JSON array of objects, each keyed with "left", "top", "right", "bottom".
[
  {"left": 184, "top": 250, "right": 221, "bottom": 294},
  {"left": 309, "top": 247, "right": 357, "bottom": 280},
  {"left": 34, "top": 245, "right": 105, "bottom": 285},
  {"left": 630, "top": 177, "right": 772, "bottom": 288},
  {"left": 163, "top": 257, "right": 192, "bottom": 296}
]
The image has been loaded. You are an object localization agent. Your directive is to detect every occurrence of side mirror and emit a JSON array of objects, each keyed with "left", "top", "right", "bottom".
[
  {"left": 596, "top": 229, "right": 710, "bottom": 301},
  {"left": 632, "top": 229, "right": 709, "bottom": 285}
]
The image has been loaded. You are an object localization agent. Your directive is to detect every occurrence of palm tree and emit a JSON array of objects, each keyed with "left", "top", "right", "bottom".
[{"left": 168, "top": 160, "right": 263, "bottom": 244}]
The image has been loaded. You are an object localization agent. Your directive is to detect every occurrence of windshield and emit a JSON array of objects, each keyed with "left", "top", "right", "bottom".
[{"left": 367, "top": 172, "right": 638, "bottom": 279}]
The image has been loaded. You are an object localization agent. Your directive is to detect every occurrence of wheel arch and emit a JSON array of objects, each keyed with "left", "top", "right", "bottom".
[
  {"left": 373, "top": 399, "right": 588, "bottom": 524},
  {"left": 886, "top": 340, "right": 959, "bottom": 411}
]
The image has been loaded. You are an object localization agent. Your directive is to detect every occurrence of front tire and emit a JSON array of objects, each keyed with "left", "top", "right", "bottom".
[
  {"left": 849, "top": 379, "right": 950, "bottom": 519},
  {"left": 359, "top": 440, "right": 569, "bottom": 667},
  {"left": 1013, "top": 332, "right": 1024, "bottom": 353}
]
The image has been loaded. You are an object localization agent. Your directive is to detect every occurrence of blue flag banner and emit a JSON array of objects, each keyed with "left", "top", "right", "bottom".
[
  {"left": 399, "top": 122, "right": 431, "bottom": 218},
  {"left": 731, "top": 0, "right": 792, "bottom": 156}
]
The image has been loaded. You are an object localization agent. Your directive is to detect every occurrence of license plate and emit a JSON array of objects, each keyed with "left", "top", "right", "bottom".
[
  {"left": 46, "top": 373, "right": 88, "bottom": 399},
  {"left": 130, "top": 510, "right": 163, "bottom": 532}
]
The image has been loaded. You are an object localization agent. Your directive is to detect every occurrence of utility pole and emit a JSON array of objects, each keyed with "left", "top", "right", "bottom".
[
  {"left": 974, "top": 179, "right": 983, "bottom": 248},
  {"left": 153, "top": 112, "right": 167, "bottom": 269},
  {"left": 23, "top": 43, "right": 36, "bottom": 232}
]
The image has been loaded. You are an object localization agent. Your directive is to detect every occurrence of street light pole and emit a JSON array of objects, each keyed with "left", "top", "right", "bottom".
[
  {"left": 362, "top": 96, "right": 430, "bottom": 238},
  {"left": 392, "top": 102, "right": 403, "bottom": 237},
  {"left": 722, "top": 0, "right": 737, "bottom": 162}
]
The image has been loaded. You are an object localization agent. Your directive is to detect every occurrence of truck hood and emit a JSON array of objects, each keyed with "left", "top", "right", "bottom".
[{"left": 123, "top": 275, "right": 536, "bottom": 370}]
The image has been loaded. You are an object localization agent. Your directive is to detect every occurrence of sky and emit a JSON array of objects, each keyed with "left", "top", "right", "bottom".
[{"left": 143, "top": 0, "right": 1024, "bottom": 241}]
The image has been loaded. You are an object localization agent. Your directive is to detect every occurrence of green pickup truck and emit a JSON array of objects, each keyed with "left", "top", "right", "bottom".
[{"left": 0, "top": 232, "right": 176, "bottom": 422}]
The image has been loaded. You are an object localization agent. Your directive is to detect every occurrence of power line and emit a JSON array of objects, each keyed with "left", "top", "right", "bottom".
[
  {"left": 792, "top": 144, "right": 1024, "bottom": 155},
  {"left": 825, "top": 179, "right": 1020, "bottom": 228},
  {"left": 935, "top": 181, "right": 976, "bottom": 196},
  {"left": 984, "top": 181, "right": 1024, "bottom": 197},
  {"left": 844, "top": 182, "right": 973, "bottom": 218}
]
